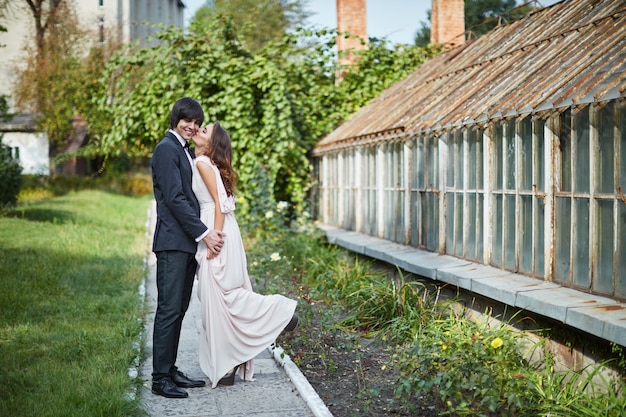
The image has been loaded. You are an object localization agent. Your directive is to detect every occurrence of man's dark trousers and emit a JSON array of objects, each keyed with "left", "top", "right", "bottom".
[{"left": 152, "top": 250, "right": 197, "bottom": 380}]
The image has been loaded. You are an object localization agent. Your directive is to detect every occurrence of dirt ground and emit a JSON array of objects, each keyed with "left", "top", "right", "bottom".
[{"left": 281, "top": 305, "right": 440, "bottom": 417}]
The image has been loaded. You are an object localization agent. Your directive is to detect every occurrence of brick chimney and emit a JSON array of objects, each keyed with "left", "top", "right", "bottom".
[
  {"left": 431, "top": 0, "right": 465, "bottom": 47},
  {"left": 336, "top": 0, "right": 367, "bottom": 68}
]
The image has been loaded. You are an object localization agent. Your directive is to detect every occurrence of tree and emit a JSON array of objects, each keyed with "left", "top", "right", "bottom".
[
  {"left": 189, "top": 0, "right": 310, "bottom": 51},
  {"left": 465, "top": 0, "right": 533, "bottom": 38},
  {"left": 0, "top": 0, "right": 64, "bottom": 64},
  {"left": 4, "top": 0, "right": 116, "bottom": 162},
  {"left": 414, "top": 0, "right": 536, "bottom": 47},
  {"left": 93, "top": 18, "right": 439, "bottom": 212},
  {"left": 0, "top": 95, "right": 22, "bottom": 208}
]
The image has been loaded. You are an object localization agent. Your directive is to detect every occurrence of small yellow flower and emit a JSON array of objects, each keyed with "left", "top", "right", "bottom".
[
  {"left": 270, "top": 252, "right": 281, "bottom": 261},
  {"left": 441, "top": 345, "right": 447, "bottom": 351},
  {"left": 490, "top": 337, "right": 504, "bottom": 349},
  {"left": 381, "top": 365, "right": 387, "bottom": 371}
]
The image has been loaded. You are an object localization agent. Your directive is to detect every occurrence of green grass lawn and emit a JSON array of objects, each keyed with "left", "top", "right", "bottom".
[{"left": 0, "top": 190, "right": 151, "bottom": 417}]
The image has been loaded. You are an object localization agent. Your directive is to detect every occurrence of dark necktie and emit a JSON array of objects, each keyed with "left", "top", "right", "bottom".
[{"left": 183, "top": 142, "right": 193, "bottom": 165}]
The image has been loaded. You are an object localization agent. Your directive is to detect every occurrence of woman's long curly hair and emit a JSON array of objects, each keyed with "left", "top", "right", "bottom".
[{"left": 206, "top": 121, "right": 238, "bottom": 197}]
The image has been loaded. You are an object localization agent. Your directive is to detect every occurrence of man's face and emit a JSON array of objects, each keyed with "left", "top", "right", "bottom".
[{"left": 173, "top": 118, "right": 201, "bottom": 140}]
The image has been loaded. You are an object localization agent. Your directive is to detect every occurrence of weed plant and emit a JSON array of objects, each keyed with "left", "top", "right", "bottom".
[
  {"left": 241, "top": 204, "right": 626, "bottom": 416},
  {"left": 0, "top": 190, "right": 151, "bottom": 417}
]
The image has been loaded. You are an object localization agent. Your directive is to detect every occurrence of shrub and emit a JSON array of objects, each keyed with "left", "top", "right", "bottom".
[
  {"left": 0, "top": 135, "right": 23, "bottom": 208},
  {"left": 396, "top": 308, "right": 540, "bottom": 415}
]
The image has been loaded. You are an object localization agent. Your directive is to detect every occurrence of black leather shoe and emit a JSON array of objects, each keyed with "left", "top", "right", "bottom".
[
  {"left": 152, "top": 377, "right": 188, "bottom": 398},
  {"left": 171, "top": 370, "right": 206, "bottom": 388}
]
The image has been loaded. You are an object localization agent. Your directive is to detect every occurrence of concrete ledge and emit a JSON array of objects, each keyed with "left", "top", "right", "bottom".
[{"left": 319, "top": 224, "right": 626, "bottom": 347}]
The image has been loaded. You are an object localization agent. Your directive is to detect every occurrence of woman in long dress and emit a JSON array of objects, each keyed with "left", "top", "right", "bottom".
[{"left": 191, "top": 121, "right": 298, "bottom": 388}]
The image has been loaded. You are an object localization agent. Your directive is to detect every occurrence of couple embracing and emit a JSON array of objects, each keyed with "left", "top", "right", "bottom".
[{"left": 150, "top": 97, "right": 298, "bottom": 398}]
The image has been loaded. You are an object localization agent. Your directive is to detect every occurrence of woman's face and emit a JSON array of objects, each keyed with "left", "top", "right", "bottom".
[{"left": 192, "top": 123, "right": 215, "bottom": 150}]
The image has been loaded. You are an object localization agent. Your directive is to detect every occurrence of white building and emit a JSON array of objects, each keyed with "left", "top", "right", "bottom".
[{"left": 0, "top": 0, "right": 187, "bottom": 174}]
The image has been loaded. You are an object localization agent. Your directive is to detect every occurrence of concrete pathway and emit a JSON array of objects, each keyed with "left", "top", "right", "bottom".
[{"left": 137, "top": 203, "right": 332, "bottom": 417}]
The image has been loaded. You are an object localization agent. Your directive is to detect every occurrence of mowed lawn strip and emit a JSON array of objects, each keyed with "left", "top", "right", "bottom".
[{"left": 0, "top": 190, "right": 151, "bottom": 417}]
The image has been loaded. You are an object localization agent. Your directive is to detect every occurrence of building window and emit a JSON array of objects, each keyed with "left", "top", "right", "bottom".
[
  {"left": 411, "top": 134, "right": 440, "bottom": 251},
  {"left": 446, "top": 130, "right": 464, "bottom": 258},
  {"left": 99, "top": 0, "right": 104, "bottom": 7},
  {"left": 362, "top": 145, "right": 378, "bottom": 236},
  {"left": 383, "top": 141, "right": 406, "bottom": 242},
  {"left": 555, "top": 107, "right": 591, "bottom": 287},
  {"left": 328, "top": 153, "right": 340, "bottom": 226},
  {"left": 491, "top": 120, "right": 516, "bottom": 270},
  {"left": 444, "top": 128, "right": 484, "bottom": 261},
  {"left": 466, "top": 126, "right": 484, "bottom": 262},
  {"left": 554, "top": 102, "right": 626, "bottom": 297},
  {"left": 342, "top": 148, "right": 356, "bottom": 230}
]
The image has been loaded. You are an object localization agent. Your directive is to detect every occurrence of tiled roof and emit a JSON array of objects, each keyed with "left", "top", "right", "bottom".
[
  {"left": 314, "top": 0, "right": 626, "bottom": 153},
  {"left": 0, "top": 113, "right": 38, "bottom": 132}
]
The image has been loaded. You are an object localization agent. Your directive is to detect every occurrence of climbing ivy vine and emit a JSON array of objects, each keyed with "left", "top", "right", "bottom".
[{"left": 93, "top": 18, "right": 441, "bottom": 213}]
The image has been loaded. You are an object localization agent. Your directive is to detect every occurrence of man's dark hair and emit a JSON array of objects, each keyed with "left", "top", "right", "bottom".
[{"left": 169, "top": 97, "right": 204, "bottom": 129}]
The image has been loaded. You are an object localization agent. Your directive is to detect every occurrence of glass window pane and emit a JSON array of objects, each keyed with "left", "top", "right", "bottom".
[
  {"left": 411, "top": 191, "right": 419, "bottom": 246},
  {"left": 420, "top": 192, "right": 429, "bottom": 249},
  {"left": 519, "top": 195, "right": 533, "bottom": 274},
  {"left": 455, "top": 130, "right": 464, "bottom": 188},
  {"left": 476, "top": 195, "right": 484, "bottom": 261},
  {"left": 346, "top": 151, "right": 354, "bottom": 229},
  {"left": 476, "top": 128, "right": 484, "bottom": 189},
  {"left": 368, "top": 188, "right": 377, "bottom": 235},
  {"left": 535, "top": 119, "right": 545, "bottom": 193},
  {"left": 555, "top": 197, "right": 571, "bottom": 282},
  {"left": 560, "top": 110, "right": 572, "bottom": 192},
  {"left": 594, "top": 199, "right": 614, "bottom": 294},
  {"left": 427, "top": 136, "right": 437, "bottom": 186},
  {"left": 505, "top": 120, "right": 516, "bottom": 190},
  {"left": 446, "top": 194, "right": 455, "bottom": 254},
  {"left": 494, "top": 126, "right": 503, "bottom": 190},
  {"left": 467, "top": 193, "right": 476, "bottom": 260},
  {"left": 617, "top": 102, "right": 626, "bottom": 193},
  {"left": 520, "top": 117, "right": 533, "bottom": 191},
  {"left": 574, "top": 107, "right": 590, "bottom": 193},
  {"left": 455, "top": 193, "right": 464, "bottom": 257},
  {"left": 396, "top": 188, "right": 405, "bottom": 242},
  {"left": 616, "top": 204, "right": 626, "bottom": 298},
  {"left": 504, "top": 194, "right": 516, "bottom": 271},
  {"left": 534, "top": 197, "right": 545, "bottom": 276},
  {"left": 447, "top": 134, "right": 454, "bottom": 187},
  {"left": 573, "top": 198, "right": 590, "bottom": 288},
  {"left": 597, "top": 102, "right": 615, "bottom": 194},
  {"left": 492, "top": 195, "right": 503, "bottom": 267},
  {"left": 426, "top": 193, "right": 439, "bottom": 251},
  {"left": 396, "top": 143, "right": 404, "bottom": 188},
  {"left": 416, "top": 139, "right": 425, "bottom": 188},
  {"left": 468, "top": 129, "right": 477, "bottom": 189}
]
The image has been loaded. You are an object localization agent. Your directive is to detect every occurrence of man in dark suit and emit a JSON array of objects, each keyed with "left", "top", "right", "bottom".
[{"left": 150, "top": 97, "right": 225, "bottom": 398}]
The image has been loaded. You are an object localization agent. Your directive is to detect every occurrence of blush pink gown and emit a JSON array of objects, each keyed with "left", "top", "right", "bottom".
[{"left": 192, "top": 155, "right": 297, "bottom": 388}]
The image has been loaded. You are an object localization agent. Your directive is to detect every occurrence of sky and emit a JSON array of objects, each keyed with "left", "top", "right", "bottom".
[{"left": 183, "top": 0, "right": 562, "bottom": 45}]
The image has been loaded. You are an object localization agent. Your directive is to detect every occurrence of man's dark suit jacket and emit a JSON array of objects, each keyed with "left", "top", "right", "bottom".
[{"left": 151, "top": 131, "right": 208, "bottom": 254}]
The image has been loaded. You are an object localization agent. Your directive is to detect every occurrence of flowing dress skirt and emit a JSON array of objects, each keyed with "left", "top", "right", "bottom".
[{"left": 195, "top": 201, "right": 296, "bottom": 388}]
